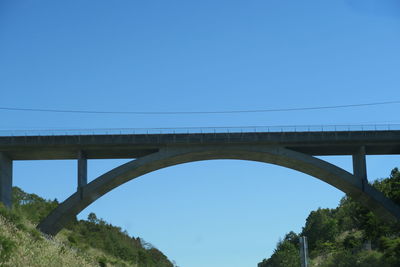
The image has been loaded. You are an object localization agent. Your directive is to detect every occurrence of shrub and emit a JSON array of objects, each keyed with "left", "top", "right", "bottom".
[{"left": 0, "top": 234, "right": 16, "bottom": 262}]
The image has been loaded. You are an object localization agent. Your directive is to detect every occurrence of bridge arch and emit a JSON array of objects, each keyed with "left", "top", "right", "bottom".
[{"left": 37, "top": 145, "right": 400, "bottom": 235}]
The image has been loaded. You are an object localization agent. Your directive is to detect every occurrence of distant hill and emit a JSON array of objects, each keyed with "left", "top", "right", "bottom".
[
  {"left": 0, "top": 187, "right": 175, "bottom": 267},
  {"left": 258, "top": 168, "right": 400, "bottom": 267}
]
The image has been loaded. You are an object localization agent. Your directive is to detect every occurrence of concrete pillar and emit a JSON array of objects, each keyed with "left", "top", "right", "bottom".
[
  {"left": 77, "top": 151, "right": 87, "bottom": 191},
  {"left": 0, "top": 153, "right": 12, "bottom": 208},
  {"left": 352, "top": 146, "right": 367, "bottom": 190}
]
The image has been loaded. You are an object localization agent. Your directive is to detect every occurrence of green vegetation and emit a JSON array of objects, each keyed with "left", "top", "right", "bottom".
[
  {"left": 0, "top": 187, "right": 174, "bottom": 266},
  {"left": 259, "top": 167, "right": 400, "bottom": 267}
]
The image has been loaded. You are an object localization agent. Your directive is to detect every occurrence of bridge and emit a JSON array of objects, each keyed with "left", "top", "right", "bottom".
[{"left": 0, "top": 129, "right": 400, "bottom": 236}]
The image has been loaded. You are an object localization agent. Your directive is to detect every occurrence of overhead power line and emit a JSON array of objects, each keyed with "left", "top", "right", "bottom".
[{"left": 0, "top": 100, "right": 399, "bottom": 115}]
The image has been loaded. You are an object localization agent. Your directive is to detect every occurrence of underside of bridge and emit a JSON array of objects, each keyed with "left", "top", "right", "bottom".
[{"left": 33, "top": 145, "right": 400, "bottom": 236}]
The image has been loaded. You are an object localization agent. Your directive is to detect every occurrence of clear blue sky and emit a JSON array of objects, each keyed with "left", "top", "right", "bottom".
[{"left": 1, "top": 1, "right": 400, "bottom": 266}]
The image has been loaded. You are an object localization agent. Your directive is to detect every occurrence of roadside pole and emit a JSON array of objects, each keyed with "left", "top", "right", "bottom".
[{"left": 299, "top": 236, "right": 309, "bottom": 267}]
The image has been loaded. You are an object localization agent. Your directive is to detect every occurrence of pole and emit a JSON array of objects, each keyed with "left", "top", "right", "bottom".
[{"left": 299, "top": 236, "right": 309, "bottom": 267}]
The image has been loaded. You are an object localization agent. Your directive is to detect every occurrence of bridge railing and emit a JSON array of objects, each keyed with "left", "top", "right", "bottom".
[{"left": 1, "top": 124, "right": 400, "bottom": 137}]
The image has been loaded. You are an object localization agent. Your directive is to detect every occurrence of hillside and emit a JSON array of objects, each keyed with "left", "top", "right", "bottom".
[
  {"left": 0, "top": 187, "right": 175, "bottom": 267},
  {"left": 258, "top": 168, "right": 400, "bottom": 267}
]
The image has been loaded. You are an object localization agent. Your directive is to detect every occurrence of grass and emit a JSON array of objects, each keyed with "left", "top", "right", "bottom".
[{"left": 0, "top": 214, "right": 100, "bottom": 267}]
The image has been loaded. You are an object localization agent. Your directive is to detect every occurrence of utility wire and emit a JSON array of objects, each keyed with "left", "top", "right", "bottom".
[{"left": 0, "top": 100, "right": 399, "bottom": 115}]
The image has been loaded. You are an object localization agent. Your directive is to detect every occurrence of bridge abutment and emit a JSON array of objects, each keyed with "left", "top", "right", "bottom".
[{"left": 0, "top": 153, "right": 12, "bottom": 208}]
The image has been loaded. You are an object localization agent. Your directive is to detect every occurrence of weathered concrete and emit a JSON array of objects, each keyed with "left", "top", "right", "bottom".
[
  {"left": 77, "top": 151, "right": 87, "bottom": 189},
  {"left": 37, "top": 145, "right": 400, "bottom": 236},
  {"left": 352, "top": 146, "right": 368, "bottom": 190},
  {"left": 1, "top": 130, "right": 400, "bottom": 160},
  {"left": 353, "top": 146, "right": 367, "bottom": 179},
  {"left": 1, "top": 130, "right": 399, "bottom": 235},
  {"left": 77, "top": 151, "right": 87, "bottom": 199},
  {"left": 0, "top": 153, "right": 12, "bottom": 208}
]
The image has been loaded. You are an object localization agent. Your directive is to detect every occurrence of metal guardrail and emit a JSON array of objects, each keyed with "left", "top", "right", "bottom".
[{"left": 0, "top": 124, "right": 400, "bottom": 137}]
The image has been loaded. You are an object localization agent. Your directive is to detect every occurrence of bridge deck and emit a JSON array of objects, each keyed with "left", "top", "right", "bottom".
[{"left": 0, "top": 130, "right": 400, "bottom": 160}]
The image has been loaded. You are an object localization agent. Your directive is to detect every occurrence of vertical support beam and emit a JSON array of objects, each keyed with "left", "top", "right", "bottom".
[
  {"left": 77, "top": 151, "right": 87, "bottom": 199},
  {"left": 352, "top": 146, "right": 367, "bottom": 191},
  {"left": 299, "top": 236, "right": 309, "bottom": 267},
  {"left": 0, "top": 153, "right": 12, "bottom": 208}
]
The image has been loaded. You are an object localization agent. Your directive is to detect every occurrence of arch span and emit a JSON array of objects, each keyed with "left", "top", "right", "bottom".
[{"left": 37, "top": 145, "right": 400, "bottom": 236}]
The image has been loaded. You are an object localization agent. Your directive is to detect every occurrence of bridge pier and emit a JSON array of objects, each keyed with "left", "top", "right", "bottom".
[
  {"left": 0, "top": 153, "right": 12, "bottom": 208},
  {"left": 352, "top": 146, "right": 367, "bottom": 190},
  {"left": 77, "top": 151, "right": 87, "bottom": 199}
]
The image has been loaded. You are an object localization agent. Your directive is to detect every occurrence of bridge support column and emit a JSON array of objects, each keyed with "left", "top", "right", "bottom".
[
  {"left": 77, "top": 151, "right": 87, "bottom": 199},
  {"left": 0, "top": 153, "right": 12, "bottom": 208},
  {"left": 352, "top": 146, "right": 367, "bottom": 190}
]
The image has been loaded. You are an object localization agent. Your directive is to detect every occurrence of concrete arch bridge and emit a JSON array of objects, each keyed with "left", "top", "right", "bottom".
[{"left": 0, "top": 130, "right": 400, "bottom": 236}]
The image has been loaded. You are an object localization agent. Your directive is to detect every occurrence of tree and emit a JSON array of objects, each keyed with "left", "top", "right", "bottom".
[
  {"left": 87, "top": 212, "right": 98, "bottom": 224},
  {"left": 302, "top": 208, "right": 338, "bottom": 252},
  {"left": 259, "top": 239, "right": 300, "bottom": 267}
]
